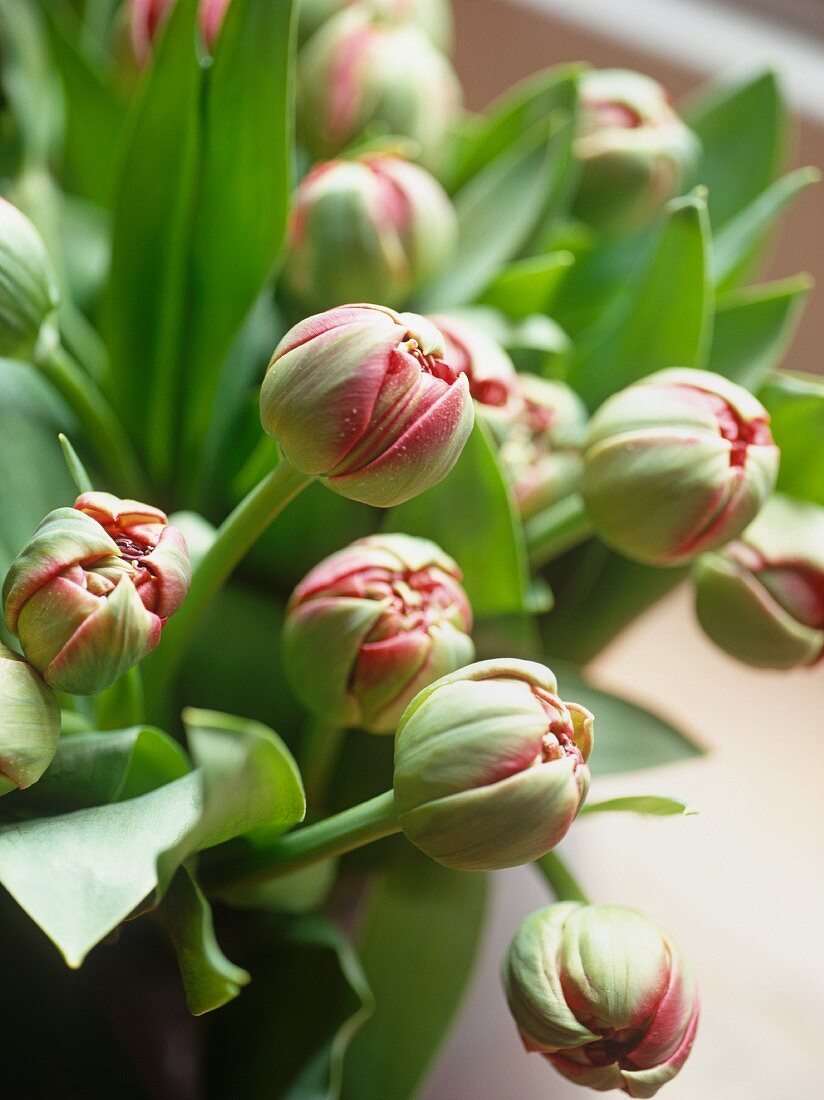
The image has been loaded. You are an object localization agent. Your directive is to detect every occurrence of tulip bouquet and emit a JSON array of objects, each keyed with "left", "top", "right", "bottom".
[{"left": 0, "top": 0, "right": 820, "bottom": 1095}]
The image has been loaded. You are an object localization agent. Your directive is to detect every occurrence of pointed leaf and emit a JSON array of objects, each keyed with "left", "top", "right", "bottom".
[
  {"left": 581, "top": 795, "right": 697, "bottom": 817},
  {"left": 760, "top": 370, "right": 824, "bottom": 506},
  {"left": 479, "top": 251, "right": 574, "bottom": 321}
]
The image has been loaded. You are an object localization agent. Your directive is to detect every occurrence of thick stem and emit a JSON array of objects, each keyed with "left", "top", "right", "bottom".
[
  {"left": 525, "top": 494, "right": 594, "bottom": 571},
  {"left": 204, "top": 790, "right": 401, "bottom": 894},
  {"left": 301, "top": 720, "right": 347, "bottom": 814},
  {"left": 94, "top": 667, "right": 145, "bottom": 731},
  {"left": 35, "top": 341, "right": 147, "bottom": 497},
  {"left": 147, "top": 460, "right": 312, "bottom": 703},
  {"left": 536, "top": 851, "right": 590, "bottom": 904}
]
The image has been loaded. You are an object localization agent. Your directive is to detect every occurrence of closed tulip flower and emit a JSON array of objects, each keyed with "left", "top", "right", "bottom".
[
  {"left": 582, "top": 368, "right": 779, "bottom": 566},
  {"left": 283, "top": 154, "right": 457, "bottom": 312},
  {"left": 394, "top": 659, "right": 593, "bottom": 870},
  {"left": 0, "top": 197, "right": 59, "bottom": 360},
  {"left": 574, "top": 69, "right": 700, "bottom": 232},
  {"left": 284, "top": 534, "right": 474, "bottom": 733},
  {"left": 504, "top": 903, "right": 699, "bottom": 1097},
  {"left": 3, "top": 493, "right": 191, "bottom": 695},
  {"left": 259, "top": 304, "right": 473, "bottom": 507},
  {"left": 694, "top": 493, "right": 824, "bottom": 669},
  {"left": 428, "top": 313, "right": 523, "bottom": 418},
  {"left": 0, "top": 644, "right": 60, "bottom": 795},
  {"left": 299, "top": 0, "right": 453, "bottom": 49},
  {"left": 297, "top": 7, "right": 461, "bottom": 169}
]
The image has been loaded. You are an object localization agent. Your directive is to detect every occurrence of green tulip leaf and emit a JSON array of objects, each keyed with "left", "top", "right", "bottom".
[
  {"left": 341, "top": 851, "right": 488, "bottom": 1100},
  {"left": 760, "top": 370, "right": 824, "bottom": 507},
  {"left": 0, "top": 708, "right": 305, "bottom": 966},
  {"left": 581, "top": 795, "right": 697, "bottom": 817},
  {"left": 479, "top": 251, "right": 575, "bottom": 321},
  {"left": 385, "top": 419, "right": 529, "bottom": 616},
  {"left": 162, "top": 864, "right": 250, "bottom": 1016}
]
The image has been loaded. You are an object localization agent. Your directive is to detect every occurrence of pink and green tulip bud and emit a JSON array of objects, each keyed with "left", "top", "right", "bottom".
[
  {"left": 694, "top": 493, "right": 824, "bottom": 669},
  {"left": 297, "top": 6, "right": 461, "bottom": 169},
  {"left": 582, "top": 368, "right": 779, "bottom": 566},
  {"left": 428, "top": 313, "right": 523, "bottom": 419},
  {"left": 3, "top": 493, "right": 191, "bottom": 695},
  {"left": 284, "top": 534, "right": 474, "bottom": 733},
  {"left": 574, "top": 69, "right": 700, "bottom": 233},
  {"left": 498, "top": 375, "right": 589, "bottom": 519},
  {"left": 504, "top": 903, "right": 699, "bottom": 1097},
  {"left": 283, "top": 154, "right": 457, "bottom": 312},
  {"left": 0, "top": 644, "right": 60, "bottom": 795},
  {"left": 129, "top": 0, "right": 230, "bottom": 64},
  {"left": 259, "top": 304, "right": 473, "bottom": 507},
  {"left": 299, "top": 0, "right": 453, "bottom": 50},
  {"left": 0, "top": 197, "right": 59, "bottom": 360},
  {"left": 393, "top": 659, "right": 593, "bottom": 870}
]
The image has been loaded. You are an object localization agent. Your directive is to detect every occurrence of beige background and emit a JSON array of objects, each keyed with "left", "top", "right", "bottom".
[{"left": 422, "top": 3, "right": 824, "bottom": 1096}]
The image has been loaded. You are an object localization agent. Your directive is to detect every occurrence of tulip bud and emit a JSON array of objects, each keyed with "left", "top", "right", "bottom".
[
  {"left": 393, "top": 659, "right": 593, "bottom": 870},
  {"left": 497, "top": 375, "right": 588, "bottom": 519},
  {"left": 283, "top": 154, "right": 457, "bottom": 312},
  {"left": 259, "top": 304, "right": 473, "bottom": 507},
  {"left": 693, "top": 494, "right": 824, "bottom": 669},
  {"left": 428, "top": 313, "right": 523, "bottom": 420},
  {"left": 0, "top": 197, "right": 59, "bottom": 360},
  {"left": 0, "top": 644, "right": 60, "bottom": 795},
  {"left": 129, "top": 0, "right": 230, "bottom": 65},
  {"left": 582, "top": 368, "right": 779, "bottom": 566},
  {"left": 504, "top": 903, "right": 699, "bottom": 1098},
  {"left": 297, "top": 7, "right": 461, "bottom": 169},
  {"left": 284, "top": 534, "right": 474, "bottom": 733},
  {"left": 3, "top": 493, "right": 191, "bottom": 695},
  {"left": 299, "top": 0, "right": 453, "bottom": 51},
  {"left": 574, "top": 69, "right": 700, "bottom": 233}
]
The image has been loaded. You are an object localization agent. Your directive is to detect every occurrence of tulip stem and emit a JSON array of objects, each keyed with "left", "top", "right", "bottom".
[
  {"left": 94, "top": 667, "right": 145, "bottom": 731},
  {"left": 536, "top": 851, "right": 590, "bottom": 903},
  {"left": 35, "top": 341, "right": 148, "bottom": 497},
  {"left": 146, "top": 460, "right": 313, "bottom": 705},
  {"left": 525, "top": 495, "right": 594, "bottom": 570},
  {"left": 301, "top": 720, "right": 347, "bottom": 813},
  {"left": 203, "top": 790, "right": 401, "bottom": 894}
]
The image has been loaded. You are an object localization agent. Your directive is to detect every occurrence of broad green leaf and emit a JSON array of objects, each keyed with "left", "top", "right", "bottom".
[
  {"left": 182, "top": 0, "right": 296, "bottom": 479},
  {"left": 1, "top": 726, "right": 190, "bottom": 817},
  {"left": 205, "top": 915, "right": 373, "bottom": 1100},
  {"left": 760, "top": 371, "right": 824, "bottom": 506},
  {"left": 568, "top": 193, "right": 712, "bottom": 408},
  {"left": 548, "top": 661, "right": 704, "bottom": 776},
  {"left": 341, "top": 851, "right": 488, "bottom": 1100},
  {"left": 448, "top": 64, "right": 581, "bottom": 192},
  {"left": 416, "top": 114, "right": 574, "bottom": 310},
  {"left": 104, "top": 0, "right": 201, "bottom": 482},
  {"left": 581, "top": 795, "right": 696, "bottom": 817},
  {"left": 708, "top": 277, "right": 811, "bottom": 389},
  {"left": 163, "top": 865, "right": 250, "bottom": 1016},
  {"left": 385, "top": 419, "right": 529, "bottom": 616},
  {"left": 0, "top": 708, "right": 305, "bottom": 965},
  {"left": 687, "top": 70, "right": 786, "bottom": 228},
  {"left": 479, "top": 251, "right": 574, "bottom": 320},
  {"left": 712, "top": 167, "right": 819, "bottom": 288}
]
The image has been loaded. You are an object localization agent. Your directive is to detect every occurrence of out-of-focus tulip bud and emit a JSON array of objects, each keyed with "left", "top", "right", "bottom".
[
  {"left": 504, "top": 902, "right": 699, "bottom": 1098},
  {"left": 573, "top": 69, "right": 700, "bottom": 232},
  {"left": 259, "top": 304, "right": 473, "bottom": 507},
  {"left": 130, "top": 0, "right": 230, "bottom": 65},
  {"left": 582, "top": 368, "right": 779, "bottom": 566},
  {"left": 0, "top": 197, "right": 59, "bottom": 360},
  {"left": 0, "top": 643, "right": 60, "bottom": 795},
  {"left": 3, "top": 493, "right": 191, "bottom": 695},
  {"left": 693, "top": 493, "right": 824, "bottom": 669},
  {"left": 283, "top": 154, "right": 457, "bottom": 312},
  {"left": 498, "top": 375, "right": 589, "bottom": 519},
  {"left": 393, "top": 659, "right": 593, "bottom": 870},
  {"left": 297, "top": 7, "right": 461, "bottom": 169},
  {"left": 299, "top": 0, "right": 453, "bottom": 50},
  {"left": 284, "top": 534, "right": 474, "bottom": 733},
  {"left": 428, "top": 313, "right": 522, "bottom": 419}
]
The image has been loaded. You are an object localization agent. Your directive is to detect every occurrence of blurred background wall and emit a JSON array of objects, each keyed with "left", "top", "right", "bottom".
[{"left": 421, "top": 2, "right": 824, "bottom": 1097}]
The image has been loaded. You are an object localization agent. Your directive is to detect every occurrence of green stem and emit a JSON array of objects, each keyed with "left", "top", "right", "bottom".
[
  {"left": 204, "top": 790, "right": 401, "bottom": 894},
  {"left": 147, "top": 460, "right": 312, "bottom": 704},
  {"left": 94, "top": 667, "right": 145, "bottom": 731},
  {"left": 525, "top": 494, "right": 594, "bottom": 570},
  {"left": 301, "top": 720, "right": 347, "bottom": 814},
  {"left": 35, "top": 340, "right": 147, "bottom": 497},
  {"left": 536, "top": 851, "right": 590, "bottom": 903}
]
